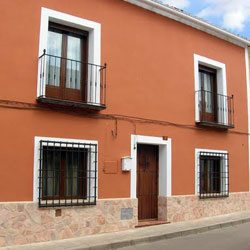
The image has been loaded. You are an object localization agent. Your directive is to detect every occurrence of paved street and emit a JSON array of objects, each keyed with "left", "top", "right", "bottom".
[{"left": 122, "top": 222, "right": 250, "bottom": 250}]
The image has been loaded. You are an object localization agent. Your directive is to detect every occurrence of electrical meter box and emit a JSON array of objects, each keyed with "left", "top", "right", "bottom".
[{"left": 121, "top": 156, "right": 132, "bottom": 171}]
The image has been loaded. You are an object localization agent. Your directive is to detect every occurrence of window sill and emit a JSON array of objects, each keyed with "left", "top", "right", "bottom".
[
  {"left": 37, "top": 97, "right": 106, "bottom": 111},
  {"left": 199, "top": 194, "right": 229, "bottom": 199},
  {"left": 196, "top": 121, "right": 234, "bottom": 129},
  {"left": 39, "top": 200, "right": 96, "bottom": 208}
]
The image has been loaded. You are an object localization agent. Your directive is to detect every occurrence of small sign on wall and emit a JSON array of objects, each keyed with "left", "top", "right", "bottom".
[{"left": 121, "top": 208, "right": 133, "bottom": 220}]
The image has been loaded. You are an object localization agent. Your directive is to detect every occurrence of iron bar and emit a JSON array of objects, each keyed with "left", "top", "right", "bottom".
[
  {"left": 198, "top": 151, "right": 229, "bottom": 199},
  {"left": 38, "top": 52, "right": 106, "bottom": 107},
  {"left": 196, "top": 90, "right": 234, "bottom": 128},
  {"left": 38, "top": 140, "right": 97, "bottom": 208}
]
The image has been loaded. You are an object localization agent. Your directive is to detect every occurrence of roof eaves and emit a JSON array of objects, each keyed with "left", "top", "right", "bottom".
[{"left": 124, "top": 0, "right": 250, "bottom": 47}]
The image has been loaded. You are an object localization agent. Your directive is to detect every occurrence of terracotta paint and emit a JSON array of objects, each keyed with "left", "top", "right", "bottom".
[{"left": 0, "top": 0, "right": 248, "bottom": 202}]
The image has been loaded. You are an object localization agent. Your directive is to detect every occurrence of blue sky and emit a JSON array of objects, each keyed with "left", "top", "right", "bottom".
[{"left": 160, "top": 0, "right": 250, "bottom": 39}]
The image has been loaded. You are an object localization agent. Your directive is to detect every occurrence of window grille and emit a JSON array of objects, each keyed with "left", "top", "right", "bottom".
[
  {"left": 38, "top": 140, "right": 97, "bottom": 207},
  {"left": 198, "top": 151, "right": 229, "bottom": 199}
]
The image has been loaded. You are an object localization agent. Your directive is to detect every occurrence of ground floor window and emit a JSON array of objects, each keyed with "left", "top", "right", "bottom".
[
  {"left": 38, "top": 140, "right": 97, "bottom": 207},
  {"left": 198, "top": 151, "right": 229, "bottom": 199}
]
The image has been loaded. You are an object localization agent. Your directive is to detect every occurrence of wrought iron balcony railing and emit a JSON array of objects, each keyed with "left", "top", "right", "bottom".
[
  {"left": 37, "top": 50, "right": 107, "bottom": 110},
  {"left": 196, "top": 90, "right": 234, "bottom": 128}
]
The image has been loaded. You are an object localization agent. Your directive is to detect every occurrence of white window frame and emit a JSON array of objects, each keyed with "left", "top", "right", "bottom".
[
  {"left": 37, "top": 7, "right": 101, "bottom": 103},
  {"left": 33, "top": 136, "right": 98, "bottom": 203},
  {"left": 195, "top": 148, "right": 228, "bottom": 196},
  {"left": 194, "top": 54, "right": 228, "bottom": 124}
]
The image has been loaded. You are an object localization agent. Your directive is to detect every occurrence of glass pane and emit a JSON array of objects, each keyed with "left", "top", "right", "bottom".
[
  {"left": 207, "top": 159, "right": 211, "bottom": 192},
  {"left": 46, "top": 31, "right": 62, "bottom": 86},
  {"left": 199, "top": 71, "right": 202, "bottom": 89},
  {"left": 65, "top": 151, "right": 85, "bottom": 197},
  {"left": 42, "top": 149, "right": 60, "bottom": 197},
  {"left": 66, "top": 36, "right": 81, "bottom": 90},
  {"left": 200, "top": 159, "right": 205, "bottom": 193},
  {"left": 198, "top": 72, "right": 202, "bottom": 108},
  {"left": 210, "top": 159, "right": 220, "bottom": 193},
  {"left": 204, "top": 74, "right": 213, "bottom": 113}
]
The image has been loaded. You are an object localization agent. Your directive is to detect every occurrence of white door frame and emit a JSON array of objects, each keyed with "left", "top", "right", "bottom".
[{"left": 130, "top": 135, "right": 172, "bottom": 199}]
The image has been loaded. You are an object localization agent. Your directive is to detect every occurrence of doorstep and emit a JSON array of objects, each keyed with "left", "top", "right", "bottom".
[{"left": 136, "top": 219, "right": 170, "bottom": 228}]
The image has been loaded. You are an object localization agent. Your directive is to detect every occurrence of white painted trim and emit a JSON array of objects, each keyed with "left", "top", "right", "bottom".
[
  {"left": 195, "top": 148, "right": 228, "bottom": 195},
  {"left": 194, "top": 54, "right": 227, "bottom": 123},
  {"left": 37, "top": 7, "right": 101, "bottom": 102},
  {"left": 245, "top": 47, "right": 250, "bottom": 192},
  {"left": 130, "top": 135, "right": 172, "bottom": 199},
  {"left": 123, "top": 0, "right": 250, "bottom": 47},
  {"left": 33, "top": 136, "right": 98, "bottom": 202}
]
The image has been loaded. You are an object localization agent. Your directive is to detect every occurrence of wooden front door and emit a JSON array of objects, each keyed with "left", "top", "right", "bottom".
[{"left": 137, "top": 144, "right": 158, "bottom": 221}]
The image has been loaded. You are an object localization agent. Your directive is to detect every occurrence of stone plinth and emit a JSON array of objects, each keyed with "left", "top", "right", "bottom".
[
  {"left": 0, "top": 198, "right": 138, "bottom": 247},
  {"left": 159, "top": 192, "right": 250, "bottom": 223}
]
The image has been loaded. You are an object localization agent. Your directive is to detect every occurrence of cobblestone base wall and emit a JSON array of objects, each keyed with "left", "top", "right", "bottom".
[
  {"left": 0, "top": 198, "right": 138, "bottom": 247},
  {"left": 159, "top": 192, "right": 250, "bottom": 222}
]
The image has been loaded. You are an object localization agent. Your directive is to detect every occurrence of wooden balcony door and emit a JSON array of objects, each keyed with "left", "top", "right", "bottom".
[
  {"left": 137, "top": 144, "right": 158, "bottom": 221},
  {"left": 45, "top": 22, "right": 88, "bottom": 102},
  {"left": 199, "top": 65, "right": 217, "bottom": 122}
]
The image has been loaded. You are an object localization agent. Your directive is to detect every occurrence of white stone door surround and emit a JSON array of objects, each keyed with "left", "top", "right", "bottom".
[{"left": 130, "top": 135, "right": 172, "bottom": 199}]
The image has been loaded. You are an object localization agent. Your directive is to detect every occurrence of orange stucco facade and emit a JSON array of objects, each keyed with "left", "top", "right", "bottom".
[
  {"left": 0, "top": 0, "right": 250, "bottom": 246},
  {"left": 0, "top": 0, "right": 249, "bottom": 201}
]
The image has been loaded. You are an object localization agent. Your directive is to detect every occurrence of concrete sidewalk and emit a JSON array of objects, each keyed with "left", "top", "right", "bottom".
[{"left": 2, "top": 210, "right": 250, "bottom": 250}]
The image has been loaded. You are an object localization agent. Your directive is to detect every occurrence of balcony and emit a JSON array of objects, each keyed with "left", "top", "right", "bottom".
[
  {"left": 37, "top": 51, "right": 107, "bottom": 110},
  {"left": 195, "top": 90, "right": 234, "bottom": 128}
]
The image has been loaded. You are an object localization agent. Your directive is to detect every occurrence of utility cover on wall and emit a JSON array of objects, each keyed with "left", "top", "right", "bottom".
[{"left": 103, "top": 161, "right": 118, "bottom": 174}]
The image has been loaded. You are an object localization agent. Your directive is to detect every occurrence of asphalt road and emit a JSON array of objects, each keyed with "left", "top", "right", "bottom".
[{"left": 122, "top": 222, "right": 250, "bottom": 250}]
